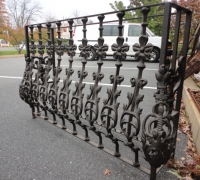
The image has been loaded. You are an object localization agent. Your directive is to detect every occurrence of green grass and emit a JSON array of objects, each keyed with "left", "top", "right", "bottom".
[{"left": 0, "top": 50, "right": 26, "bottom": 56}]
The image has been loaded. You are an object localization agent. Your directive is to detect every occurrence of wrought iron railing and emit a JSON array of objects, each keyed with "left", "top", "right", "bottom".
[{"left": 19, "top": 2, "right": 191, "bottom": 180}]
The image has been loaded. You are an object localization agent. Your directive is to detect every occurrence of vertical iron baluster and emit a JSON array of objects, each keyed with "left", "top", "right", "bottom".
[
  {"left": 141, "top": 3, "right": 179, "bottom": 180},
  {"left": 51, "top": 28, "right": 56, "bottom": 76},
  {"left": 71, "top": 17, "right": 91, "bottom": 141},
  {"left": 39, "top": 23, "right": 54, "bottom": 120},
  {"left": 101, "top": 11, "right": 129, "bottom": 157},
  {"left": 48, "top": 21, "right": 64, "bottom": 125},
  {"left": 84, "top": 15, "right": 108, "bottom": 148},
  {"left": 29, "top": 25, "right": 37, "bottom": 117},
  {"left": 19, "top": 26, "right": 34, "bottom": 116},
  {"left": 31, "top": 24, "right": 45, "bottom": 116},
  {"left": 171, "top": 9, "right": 192, "bottom": 160},
  {"left": 58, "top": 19, "right": 77, "bottom": 133},
  {"left": 120, "top": 7, "right": 153, "bottom": 167}
]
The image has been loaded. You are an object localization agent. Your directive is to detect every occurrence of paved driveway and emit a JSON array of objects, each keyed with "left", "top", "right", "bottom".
[{"left": 0, "top": 56, "right": 186, "bottom": 180}]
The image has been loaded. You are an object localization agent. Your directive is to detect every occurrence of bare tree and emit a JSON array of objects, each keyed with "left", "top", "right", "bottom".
[
  {"left": 44, "top": 11, "right": 58, "bottom": 28},
  {"left": 6, "top": 0, "right": 42, "bottom": 28},
  {"left": 44, "top": 11, "right": 57, "bottom": 22},
  {"left": 71, "top": 9, "right": 82, "bottom": 25}
]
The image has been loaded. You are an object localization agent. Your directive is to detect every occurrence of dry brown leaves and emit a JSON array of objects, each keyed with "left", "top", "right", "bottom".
[
  {"left": 104, "top": 169, "right": 111, "bottom": 176},
  {"left": 166, "top": 101, "right": 200, "bottom": 180}
]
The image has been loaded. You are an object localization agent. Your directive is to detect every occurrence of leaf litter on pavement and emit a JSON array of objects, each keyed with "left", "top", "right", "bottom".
[{"left": 166, "top": 101, "right": 200, "bottom": 180}]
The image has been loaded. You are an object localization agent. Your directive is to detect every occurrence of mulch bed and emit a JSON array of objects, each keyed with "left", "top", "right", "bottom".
[{"left": 187, "top": 88, "right": 200, "bottom": 112}]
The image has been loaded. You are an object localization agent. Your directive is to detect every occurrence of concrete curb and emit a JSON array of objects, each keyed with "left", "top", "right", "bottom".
[
  {"left": 182, "top": 78, "right": 200, "bottom": 154},
  {"left": 0, "top": 54, "right": 25, "bottom": 58}
]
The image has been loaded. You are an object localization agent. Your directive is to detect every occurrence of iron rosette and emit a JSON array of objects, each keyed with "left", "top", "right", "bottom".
[
  {"left": 79, "top": 39, "right": 91, "bottom": 59},
  {"left": 66, "top": 38, "right": 77, "bottom": 57},
  {"left": 111, "top": 37, "right": 129, "bottom": 60},
  {"left": 94, "top": 37, "right": 108, "bottom": 59},
  {"left": 133, "top": 35, "right": 153, "bottom": 62}
]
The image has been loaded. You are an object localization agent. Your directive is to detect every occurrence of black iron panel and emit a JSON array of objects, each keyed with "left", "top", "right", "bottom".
[{"left": 19, "top": 3, "right": 192, "bottom": 180}]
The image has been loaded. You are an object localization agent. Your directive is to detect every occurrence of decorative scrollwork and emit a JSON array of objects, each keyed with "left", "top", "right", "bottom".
[
  {"left": 19, "top": 55, "right": 32, "bottom": 104},
  {"left": 142, "top": 63, "right": 176, "bottom": 168},
  {"left": 47, "top": 21, "right": 64, "bottom": 124}
]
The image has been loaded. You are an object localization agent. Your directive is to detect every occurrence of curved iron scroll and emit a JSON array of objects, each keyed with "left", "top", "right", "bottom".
[
  {"left": 120, "top": 7, "right": 153, "bottom": 167},
  {"left": 48, "top": 21, "right": 64, "bottom": 124},
  {"left": 84, "top": 15, "right": 108, "bottom": 148},
  {"left": 142, "top": 63, "right": 176, "bottom": 169},
  {"left": 39, "top": 23, "right": 54, "bottom": 120},
  {"left": 71, "top": 17, "right": 90, "bottom": 141},
  {"left": 100, "top": 11, "right": 128, "bottom": 157},
  {"left": 58, "top": 19, "right": 77, "bottom": 132}
]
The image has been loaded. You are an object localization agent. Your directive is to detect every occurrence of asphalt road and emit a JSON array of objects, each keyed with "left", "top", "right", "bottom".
[{"left": 0, "top": 55, "right": 186, "bottom": 180}]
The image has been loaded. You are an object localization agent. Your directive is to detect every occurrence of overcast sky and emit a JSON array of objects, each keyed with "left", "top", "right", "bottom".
[{"left": 38, "top": 0, "right": 130, "bottom": 23}]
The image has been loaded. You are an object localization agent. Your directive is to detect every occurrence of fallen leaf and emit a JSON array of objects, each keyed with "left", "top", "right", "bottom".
[
  {"left": 189, "top": 137, "right": 194, "bottom": 142},
  {"left": 177, "top": 138, "right": 181, "bottom": 142},
  {"left": 167, "top": 169, "right": 182, "bottom": 179},
  {"left": 104, "top": 169, "right": 111, "bottom": 176},
  {"left": 181, "top": 157, "right": 186, "bottom": 161},
  {"left": 187, "top": 140, "right": 193, "bottom": 149},
  {"left": 183, "top": 176, "right": 193, "bottom": 180},
  {"left": 186, "top": 159, "right": 194, "bottom": 166},
  {"left": 182, "top": 125, "right": 191, "bottom": 134},
  {"left": 195, "top": 156, "right": 200, "bottom": 163},
  {"left": 191, "top": 147, "right": 196, "bottom": 152}
]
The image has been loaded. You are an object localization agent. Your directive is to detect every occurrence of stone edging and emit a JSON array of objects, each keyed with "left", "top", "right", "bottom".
[{"left": 182, "top": 78, "right": 200, "bottom": 154}]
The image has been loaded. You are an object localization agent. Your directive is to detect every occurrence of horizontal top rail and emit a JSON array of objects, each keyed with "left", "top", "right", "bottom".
[
  {"left": 33, "top": 12, "right": 178, "bottom": 29},
  {"left": 27, "top": 2, "right": 191, "bottom": 27}
]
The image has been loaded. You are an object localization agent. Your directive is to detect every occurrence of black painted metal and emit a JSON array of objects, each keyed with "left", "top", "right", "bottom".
[{"left": 19, "top": 3, "right": 191, "bottom": 180}]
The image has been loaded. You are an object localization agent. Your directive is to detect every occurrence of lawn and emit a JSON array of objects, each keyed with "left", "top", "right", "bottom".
[{"left": 0, "top": 50, "right": 26, "bottom": 56}]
